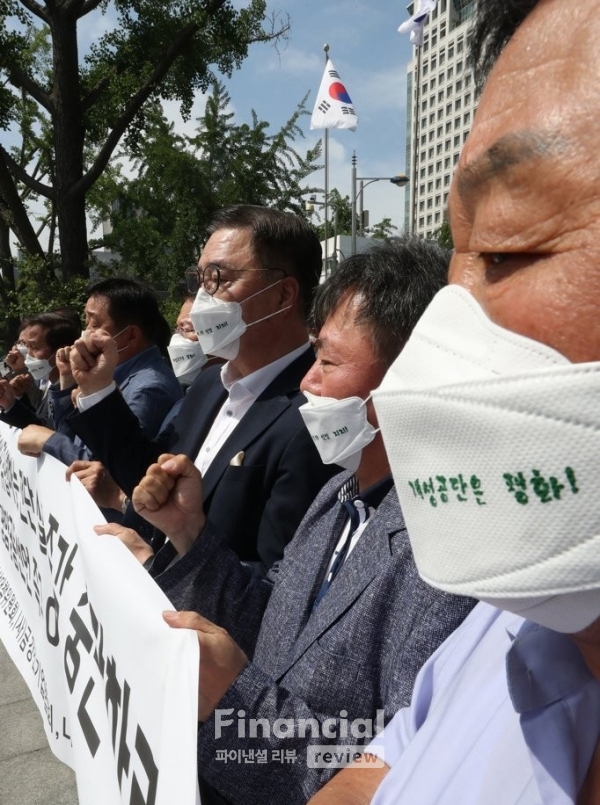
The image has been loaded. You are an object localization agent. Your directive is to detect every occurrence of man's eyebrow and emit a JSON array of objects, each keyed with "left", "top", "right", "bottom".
[{"left": 457, "top": 131, "right": 565, "bottom": 198}]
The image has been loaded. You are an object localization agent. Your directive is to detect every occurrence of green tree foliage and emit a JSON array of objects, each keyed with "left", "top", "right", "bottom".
[
  {"left": 89, "top": 81, "right": 321, "bottom": 293},
  {"left": 434, "top": 219, "right": 454, "bottom": 249},
  {"left": 0, "top": 0, "right": 287, "bottom": 282},
  {"left": 369, "top": 217, "right": 398, "bottom": 240}
]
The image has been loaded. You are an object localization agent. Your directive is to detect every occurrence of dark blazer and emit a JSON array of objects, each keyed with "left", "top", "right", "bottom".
[
  {"left": 155, "top": 472, "right": 477, "bottom": 805},
  {"left": 0, "top": 385, "right": 53, "bottom": 429},
  {"left": 69, "top": 347, "right": 338, "bottom": 571}
]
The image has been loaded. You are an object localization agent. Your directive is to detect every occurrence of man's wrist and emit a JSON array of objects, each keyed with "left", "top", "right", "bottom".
[{"left": 76, "top": 381, "right": 117, "bottom": 411}]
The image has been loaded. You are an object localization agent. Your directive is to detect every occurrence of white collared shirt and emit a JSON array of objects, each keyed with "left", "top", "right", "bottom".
[{"left": 195, "top": 342, "right": 310, "bottom": 474}]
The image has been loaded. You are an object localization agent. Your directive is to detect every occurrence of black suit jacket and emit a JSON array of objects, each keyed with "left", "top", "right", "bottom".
[{"left": 69, "top": 348, "right": 338, "bottom": 571}]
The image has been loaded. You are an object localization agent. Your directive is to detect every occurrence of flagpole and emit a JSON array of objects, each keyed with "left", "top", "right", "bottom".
[
  {"left": 323, "top": 43, "right": 329, "bottom": 277},
  {"left": 411, "top": 42, "right": 422, "bottom": 235}
]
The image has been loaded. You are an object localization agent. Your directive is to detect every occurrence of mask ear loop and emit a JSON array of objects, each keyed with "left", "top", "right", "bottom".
[{"left": 239, "top": 278, "right": 293, "bottom": 327}]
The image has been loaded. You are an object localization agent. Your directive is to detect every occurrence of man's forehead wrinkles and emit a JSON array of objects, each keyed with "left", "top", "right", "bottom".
[{"left": 457, "top": 131, "right": 565, "bottom": 197}]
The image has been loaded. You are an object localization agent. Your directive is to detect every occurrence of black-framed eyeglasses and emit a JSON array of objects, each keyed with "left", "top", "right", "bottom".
[{"left": 185, "top": 264, "right": 286, "bottom": 296}]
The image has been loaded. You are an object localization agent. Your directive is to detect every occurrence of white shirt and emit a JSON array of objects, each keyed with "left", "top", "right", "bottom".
[
  {"left": 195, "top": 342, "right": 310, "bottom": 474},
  {"left": 367, "top": 602, "right": 600, "bottom": 805}
]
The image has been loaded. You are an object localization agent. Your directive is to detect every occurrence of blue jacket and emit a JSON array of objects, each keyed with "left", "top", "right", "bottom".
[{"left": 43, "top": 345, "right": 182, "bottom": 465}]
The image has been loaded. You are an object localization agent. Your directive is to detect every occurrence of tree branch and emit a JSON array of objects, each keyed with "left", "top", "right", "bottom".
[
  {"left": 8, "top": 67, "right": 54, "bottom": 114},
  {"left": 77, "top": 21, "right": 201, "bottom": 195},
  {"left": 74, "top": 0, "right": 106, "bottom": 20},
  {"left": 0, "top": 145, "right": 53, "bottom": 199},
  {"left": 16, "top": 0, "right": 49, "bottom": 23},
  {"left": 0, "top": 150, "right": 45, "bottom": 258}
]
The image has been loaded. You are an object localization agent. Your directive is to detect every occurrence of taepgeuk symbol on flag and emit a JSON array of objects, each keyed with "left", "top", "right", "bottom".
[{"left": 329, "top": 82, "right": 353, "bottom": 104}]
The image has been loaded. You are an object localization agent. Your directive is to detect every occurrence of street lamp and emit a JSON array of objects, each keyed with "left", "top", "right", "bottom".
[{"left": 351, "top": 153, "right": 409, "bottom": 255}]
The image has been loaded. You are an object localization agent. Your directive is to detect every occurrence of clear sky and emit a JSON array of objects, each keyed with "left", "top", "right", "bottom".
[{"left": 167, "top": 0, "right": 415, "bottom": 235}]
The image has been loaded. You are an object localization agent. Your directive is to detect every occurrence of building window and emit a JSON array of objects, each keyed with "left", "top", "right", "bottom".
[
  {"left": 448, "top": 43, "right": 454, "bottom": 58},
  {"left": 419, "top": 200, "right": 425, "bottom": 211},
  {"left": 464, "top": 92, "right": 472, "bottom": 106},
  {"left": 447, "top": 66, "right": 454, "bottom": 79},
  {"left": 444, "top": 157, "right": 451, "bottom": 169},
  {"left": 435, "top": 194, "right": 441, "bottom": 206},
  {"left": 446, "top": 121, "right": 452, "bottom": 133},
  {"left": 427, "top": 181, "right": 433, "bottom": 192},
  {"left": 428, "top": 164, "right": 434, "bottom": 175},
  {"left": 463, "top": 112, "right": 471, "bottom": 125},
  {"left": 445, "top": 139, "right": 451, "bottom": 151},
  {"left": 427, "top": 198, "right": 433, "bottom": 209},
  {"left": 457, "top": 60, "right": 463, "bottom": 73},
  {"left": 420, "top": 167, "right": 426, "bottom": 179},
  {"left": 454, "top": 134, "right": 461, "bottom": 147},
  {"left": 444, "top": 174, "right": 450, "bottom": 186},
  {"left": 455, "top": 97, "right": 462, "bottom": 110},
  {"left": 436, "top": 159, "right": 442, "bottom": 171},
  {"left": 438, "top": 90, "right": 445, "bottom": 103},
  {"left": 454, "top": 117, "right": 461, "bottom": 130},
  {"left": 446, "top": 85, "right": 453, "bottom": 97},
  {"left": 435, "top": 212, "right": 441, "bottom": 223},
  {"left": 428, "top": 146, "right": 434, "bottom": 158},
  {"left": 456, "top": 79, "right": 463, "bottom": 92},
  {"left": 437, "top": 126, "right": 443, "bottom": 138},
  {"left": 427, "top": 214, "right": 432, "bottom": 225},
  {"left": 463, "top": 131, "right": 469, "bottom": 143},
  {"left": 436, "top": 177, "right": 442, "bottom": 189},
  {"left": 453, "top": 152, "right": 460, "bottom": 165},
  {"left": 419, "top": 217, "right": 424, "bottom": 228}
]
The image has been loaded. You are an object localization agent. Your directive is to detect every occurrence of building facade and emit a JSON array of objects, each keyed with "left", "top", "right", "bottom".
[{"left": 404, "top": 0, "right": 476, "bottom": 238}]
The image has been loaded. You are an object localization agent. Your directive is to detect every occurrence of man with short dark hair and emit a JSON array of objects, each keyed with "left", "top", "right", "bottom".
[
  {"left": 68, "top": 205, "right": 337, "bottom": 571},
  {"left": 16, "top": 278, "right": 182, "bottom": 467},
  {"left": 115, "top": 237, "right": 476, "bottom": 805},
  {"left": 0, "top": 313, "right": 80, "bottom": 428},
  {"left": 308, "top": 2, "right": 600, "bottom": 803}
]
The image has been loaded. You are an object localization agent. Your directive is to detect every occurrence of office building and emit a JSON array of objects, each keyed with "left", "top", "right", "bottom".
[{"left": 404, "top": 0, "right": 476, "bottom": 237}]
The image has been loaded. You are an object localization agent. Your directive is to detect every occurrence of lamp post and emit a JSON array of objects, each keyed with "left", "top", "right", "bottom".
[
  {"left": 350, "top": 153, "right": 409, "bottom": 255},
  {"left": 306, "top": 195, "right": 341, "bottom": 277}
]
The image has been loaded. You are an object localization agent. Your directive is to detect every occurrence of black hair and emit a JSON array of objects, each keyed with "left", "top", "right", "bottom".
[
  {"left": 470, "top": 0, "right": 541, "bottom": 92},
  {"left": 86, "top": 277, "right": 170, "bottom": 352},
  {"left": 20, "top": 313, "right": 79, "bottom": 352},
  {"left": 312, "top": 236, "right": 450, "bottom": 367},
  {"left": 206, "top": 205, "right": 322, "bottom": 321}
]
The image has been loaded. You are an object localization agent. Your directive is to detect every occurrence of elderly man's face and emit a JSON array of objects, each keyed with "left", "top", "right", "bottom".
[{"left": 449, "top": 0, "right": 600, "bottom": 363}]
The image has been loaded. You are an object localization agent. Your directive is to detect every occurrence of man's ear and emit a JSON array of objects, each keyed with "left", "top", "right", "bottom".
[
  {"left": 277, "top": 276, "right": 300, "bottom": 313},
  {"left": 126, "top": 324, "right": 145, "bottom": 349}
]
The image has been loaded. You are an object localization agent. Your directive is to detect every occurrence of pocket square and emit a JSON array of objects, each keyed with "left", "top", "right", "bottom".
[{"left": 229, "top": 451, "right": 245, "bottom": 466}]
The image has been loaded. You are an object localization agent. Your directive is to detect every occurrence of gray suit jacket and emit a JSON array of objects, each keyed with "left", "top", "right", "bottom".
[{"left": 156, "top": 472, "right": 476, "bottom": 805}]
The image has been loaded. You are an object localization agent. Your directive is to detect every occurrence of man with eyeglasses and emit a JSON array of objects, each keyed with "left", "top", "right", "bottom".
[{"left": 66, "top": 205, "right": 338, "bottom": 573}]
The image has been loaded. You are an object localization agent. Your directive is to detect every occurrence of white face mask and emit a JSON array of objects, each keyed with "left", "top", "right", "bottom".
[
  {"left": 25, "top": 354, "right": 54, "bottom": 382},
  {"left": 16, "top": 343, "right": 28, "bottom": 356},
  {"left": 189, "top": 281, "right": 290, "bottom": 361},
  {"left": 298, "top": 391, "right": 379, "bottom": 473},
  {"left": 372, "top": 284, "right": 600, "bottom": 634},
  {"left": 167, "top": 333, "right": 207, "bottom": 384}
]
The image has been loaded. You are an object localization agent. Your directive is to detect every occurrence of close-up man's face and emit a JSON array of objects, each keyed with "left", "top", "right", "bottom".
[
  {"left": 448, "top": 0, "right": 600, "bottom": 363},
  {"left": 301, "top": 292, "right": 386, "bottom": 425},
  {"left": 198, "top": 228, "right": 286, "bottom": 335},
  {"left": 20, "top": 325, "right": 52, "bottom": 361}
]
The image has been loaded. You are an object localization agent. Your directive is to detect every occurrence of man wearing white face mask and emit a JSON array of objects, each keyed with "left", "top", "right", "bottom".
[
  {"left": 15, "top": 278, "right": 182, "bottom": 473},
  {"left": 167, "top": 293, "right": 211, "bottom": 392},
  {"left": 308, "top": 2, "right": 600, "bottom": 805},
  {"left": 67, "top": 205, "right": 338, "bottom": 572},
  {"left": 114, "top": 238, "right": 476, "bottom": 805},
  {"left": 0, "top": 313, "right": 79, "bottom": 429}
]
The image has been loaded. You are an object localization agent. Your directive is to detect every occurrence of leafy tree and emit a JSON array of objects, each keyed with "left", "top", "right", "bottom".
[
  {"left": 434, "top": 219, "right": 454, "bottom": 249},
  {"left": 312, "top": 189, "right": 352, "bottom": 241},
  {"left": 90, "top": 81, "right": 321, "bottom": 293},
  {"left": 0, "top": 0, "right": 288, "bottom": 282},
  {"left": 368, "top": 217, "right": 398, "bottom": 240}
]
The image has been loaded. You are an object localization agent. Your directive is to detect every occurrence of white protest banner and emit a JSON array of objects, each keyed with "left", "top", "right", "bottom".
[{"left": 0, "top": 421, "right": 200, "bottom": 805}]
